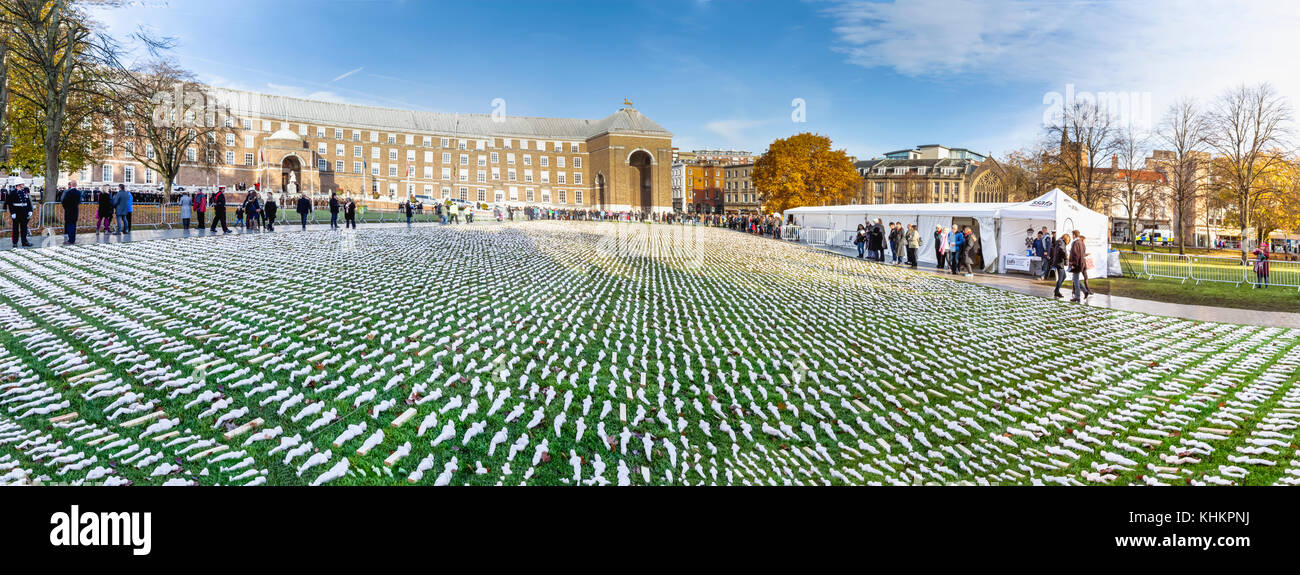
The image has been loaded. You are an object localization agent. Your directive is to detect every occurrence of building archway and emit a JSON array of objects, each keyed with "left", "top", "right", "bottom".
[
  {"left": 628, "top": 150, "right": 653, "bottom": 210},
  {"left": 281, "top": 155, "right": 303, "bottom": 194}
]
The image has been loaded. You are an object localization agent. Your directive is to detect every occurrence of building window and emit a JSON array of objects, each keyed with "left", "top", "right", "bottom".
[
  {"left": 319, "top": 159, "right": 329, "bottom": 171},
  {"left": 245, "top": 153, "right": 254, "bottom": 166},
  {"left": 354, "top": 161, "right": 363, "bottom": 174},
  {"left": 558, "top": 189, "right": 567, "bottom": 204},
  {"left": 526, "top": 188, "right": 534, "bottom": 202},
  {"left": 333, "top": 128, "right": 342, "bottom": 139},
  {"left": 477, "top": 188, "right": 486, "bottom": 202},
  {"left": 573, "top": 173, "right": 582, "bottom": 185},
  {"left": 225, "top": 151, "right": 235, "bottom": 164},
  {"left": 317, "top": 127, "right": 326, "bottom": 138},
  {"left": 319, "top": 143, "right": 328, "bottom": 155},
  {"left": 187, "top": 148, "right": 197, "bottom": 162},
  {"left": 423, "top": 136, "right": 432, "bottom": 147},
  {"left": 575, "top": 190, "right": 583, "bottom": 204},
  {"left": 442, "top": 167, "right": 452, "bottom": 180},
  {"left": 540, "top": 156, "right": 549, "bottom": 167},
  {"left": 459, "top": 187, "right": 468, "bottom": 200},
  {"left": 389, "top": 149, "right": 398, "bottom": 161},
  {"left": 459, "top": 154, "right": 469, "bottom": 165},
  {"left": 389, "top": 166, "right": 398, "bottom": 177},
  {"left": 124, "top": 165, "right": 135, "bottom": 183},
  {"left": 102, "top": 165, "right": 113, "bottom": 182},
  {"left": 336, "top": 160, "right": 344, "bottom": 172},
  {"left": 570, "top": 143, "right": 579, "bottom": 153},
  {"left": 573, "top": 157, "right": 582, "bottom": 168},
  {"left": 104, "top": 140, "right": 114, "bottom": 156},
  {"left": 144, "top": 168, "right": 154, "bottom": 184}
]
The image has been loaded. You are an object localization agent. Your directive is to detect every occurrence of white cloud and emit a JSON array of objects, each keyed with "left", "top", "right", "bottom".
[
  {"left": 703, "top": 118, "right": 772, "bottom": 144},
  {"left": 332, "top": 67, "right": 364, "bottom": 82},
  {"left": 823, "top": 0, "right": 1300, "bottom": 103}
]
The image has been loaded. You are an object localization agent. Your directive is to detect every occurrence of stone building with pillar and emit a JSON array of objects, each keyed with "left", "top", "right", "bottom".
[{"left": 75, "top": 89, "right": 674, "bottom": 212}]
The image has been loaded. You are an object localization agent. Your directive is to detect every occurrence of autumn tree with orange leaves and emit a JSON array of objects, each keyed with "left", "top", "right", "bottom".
[{"left": 752, "top": 132, "right": 858, "bottom": 214}]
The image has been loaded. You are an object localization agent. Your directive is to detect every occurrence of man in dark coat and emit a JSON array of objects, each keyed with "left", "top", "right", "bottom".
[
  {"left": 868, "top": 219, "right": 885, "bottom": 261},
  {"left": 61, "top": 185, "right": 82, "bottom": 244},
  {"left": 1068, "top": 230, "right": 1088, "bottom": 302},
  {"left": 210, "top": 187, "right": 231, "bottom": 233},
  {"left": 344, "top": 198, "right": 357, "bottom": 228},
  {"left": 264, "top": 193, "right": 277, "bottom": 231},
  {"left": 328, "top": 192, "right": 340, "bottom": 229},
  {"left": 296, "top": 193, "right": 311, "bottom": 230},
  {"left": 6, "top": 184, "right": 34, "bottom": 247}
]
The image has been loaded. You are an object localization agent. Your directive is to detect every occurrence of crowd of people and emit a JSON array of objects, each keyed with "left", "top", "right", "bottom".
[{"left": 1029, "top": 227, "right": 1095, "bottom": 302}]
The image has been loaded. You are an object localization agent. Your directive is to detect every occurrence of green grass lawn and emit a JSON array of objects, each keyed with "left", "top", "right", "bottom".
[{"left": 1087, "top": 276, "right": 1300, "bottom": 313}]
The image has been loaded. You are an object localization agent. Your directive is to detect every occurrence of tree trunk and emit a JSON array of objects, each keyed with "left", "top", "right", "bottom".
[
  {"left": 0, "top": 42, "right": 9, "bottom": 166},
  {"left": 1128, "top": 211, "right": 1137, "bottom": 252}
]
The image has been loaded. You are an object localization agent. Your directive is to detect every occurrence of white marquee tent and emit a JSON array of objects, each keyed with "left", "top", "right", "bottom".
[{"left": 785, "top": 188, "right": 1111, "bottom": 277}]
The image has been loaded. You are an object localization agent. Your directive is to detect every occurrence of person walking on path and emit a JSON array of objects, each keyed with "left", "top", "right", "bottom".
[
  {"left": 113, "top": 184, "right": 133, "bottom": 234},
  {"left": 296, "top": 193, "right": 311, "bottom": 230},
  {"left": 344, "top": 198, "right": 357, "bottom": 229},
  {"left": 96, "top": 185, "right": 114, "bottom": 233},
  {"left": 1052, "top": 233, "right": 1070, "bottom": 298},
  {"left": 1034, "top": 227, "right": 1051, "bottom": 280},
  {"left": 960, "top": 230, "right": 978, "bottom": 277},
  {"left": 6, "top": 184, "right": 33, "bottom": 247},
  {"left": 179, "top": 192, "right": 193, "bottom": 230},
  {"left": 1253, "top": 244, "right": 1271, "bottom": 288},
  {"left": 328, "top": 192, "right": 340, "bottom": 229},
  {"left": 905, "top": 224, "right": 920, "bottom": 268},
  {"left": 60, "top": 185, "right": 82, "bottom": 244},
  {"left": 947, "top": 225, "right": 965, "bottom": 274},
  {"left": 264, "top": 192, "right": 277, "bottom": 231},
  {"left": 1068, "top": 230, "right": 1087, "bottom": 302},
  {"left": 210, "top": 187, "right": 231, "bottom": 233},
  {"left": 854, "top": 223, "right": 867, "bottom": 258}
]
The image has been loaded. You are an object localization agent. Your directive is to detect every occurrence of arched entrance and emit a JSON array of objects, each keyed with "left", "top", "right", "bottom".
[
  {"left": 628, "top": 150, "right": 653, "bottom": 211},
  {"left": 595, "top": 173, "right": 606, "bottom": 209},
  {"left": 281, "top": 155, "right": 302, "bottom": 194}
]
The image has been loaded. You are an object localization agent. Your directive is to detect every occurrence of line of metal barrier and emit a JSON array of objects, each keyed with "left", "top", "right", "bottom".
[{"left": 1118, "top": 251, "right": 1300, "bottom": 290}]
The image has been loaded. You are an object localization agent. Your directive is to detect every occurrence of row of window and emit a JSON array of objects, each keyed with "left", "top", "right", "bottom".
[
  {"left": 401, "top": 184, "right": 585, "bottom": 205},
  {"left": 242, "top": 119, "right": 584, "bottom": 153}
]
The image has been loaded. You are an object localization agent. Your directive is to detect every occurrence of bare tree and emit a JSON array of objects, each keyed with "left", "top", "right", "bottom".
[
  {"left": 1205, "top": 83, "right": 1292, "bottom": 259},
  {"left": 992, "top": 146, "right": 1051, "bottom": 202},
  {"left": 1045, "top": 100, "right": 1120, "bottom": 210},
  {"left": 109, "top": 59, "right": 236, "bottom": 197},
  {"left": 1152, "top": 98, "right": 1210, "bottom": 255},
  {"left": 1113, "top": 125, "right": 1157, "bottom": 251}
]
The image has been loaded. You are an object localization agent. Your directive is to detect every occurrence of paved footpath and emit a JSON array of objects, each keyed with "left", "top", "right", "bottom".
[{"left": 805, "top": 240, "right": 1300, "bottom": 329}]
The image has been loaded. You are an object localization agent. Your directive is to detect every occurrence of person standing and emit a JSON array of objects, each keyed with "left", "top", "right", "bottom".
[
  {"left": 961, "top": 231, "right": 978, "bottom": 276},
  {"left": 854, "top": 223, "right": 867, "bottom": 258},
  {"left": 328, "top": 192, "right": 340, "bottom": 229},
  {"left": 264, "top": 192, "right": 277, "bottom": 231},
  {"left": 1034, "top": 227, "right": 1051, "bottom": 280},
  {"left": 1077, "top": 233, "right": 1093, "bottom": 298},
  {"left": 868, "top": 219, "right": 884, "bottom": 261},
  {"left": 60, "top": 184, "right": 81, "bottom": 244},
  {"left": 905, "top": 224, "right": 920, "bottom": 268},
  {"left": 96, "top": 185, "right": 114, "bottom": 233},
  {"left": 934, "top": 225, "right": 947, "bottom": 269},
  {"left": 296, "top": 193, "right": 311, "bottom": 230},
  {"left": 210, "top": 187, "right": 230, "bottom": 233},
  {"left": 1253, "top": 244, "right": 1271, "bottom": 288},
  {"left": 6, "top": 184, "right": 33, "bottom": 247},
  {"left": 886, "top": 222, "right": 899, "bottom": 264},
  {"left": 948, "top": 225, "right": 965, "bottom": 274},
  {"left": 1068, "top": 230, "right": 1087, "bottom": 302},
  {"left": 179, "top": 192, "right": 193, "bottom": 230},
  {"left": 344, "top": 197, "right": 357, "bottom": 229},
  {"left": 113, "top": 185, "right": 133, "bottom": 234},
  {"left": 404, "top": 200, "right": 414, "bottom": 225},
  {"left": 195, "top": 189, "right": 208, "bottom": 231}
]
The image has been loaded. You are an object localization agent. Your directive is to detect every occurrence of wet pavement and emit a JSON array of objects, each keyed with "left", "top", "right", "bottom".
[{"left": 805, "top": 241, "right": 1300, "bottom": 329}]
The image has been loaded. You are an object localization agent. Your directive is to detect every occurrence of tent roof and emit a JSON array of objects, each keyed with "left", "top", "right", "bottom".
[
  {"left": 786, "top": 201, "right": 1015, "bottom": 218},
  {"left": 787, "top": 189, "right": 1108, "bottom": 222}
]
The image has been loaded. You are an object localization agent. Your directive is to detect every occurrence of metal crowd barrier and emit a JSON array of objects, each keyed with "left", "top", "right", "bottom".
[{"left": 1118, "top": 250, "right": 1300, "bottom": 290}]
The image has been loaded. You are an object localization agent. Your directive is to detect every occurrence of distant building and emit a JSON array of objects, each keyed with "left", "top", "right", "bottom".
[
  {"left": 693, "top": 149, "right": 754, "bottom": 166},
  {"left": 686, "top": 162, "right": 724, "bottom": 214},
  {"left": 723, "top": 163, "right": 760, "bottom": 215}
]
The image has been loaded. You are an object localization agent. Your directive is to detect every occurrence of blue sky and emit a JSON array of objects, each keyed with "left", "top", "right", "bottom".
[{"left": 95, "top": 0, "right": 1300, "bottom": 160}]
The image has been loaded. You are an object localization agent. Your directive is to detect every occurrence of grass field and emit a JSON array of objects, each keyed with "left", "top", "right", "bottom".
[{"left": 2, "top": 222, "right": 1299, "bottom": 486}]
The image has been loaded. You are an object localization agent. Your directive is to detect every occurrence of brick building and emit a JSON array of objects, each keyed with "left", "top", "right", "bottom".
[{"left": 70, "top": 89, "right": 674, "bottom": 212}]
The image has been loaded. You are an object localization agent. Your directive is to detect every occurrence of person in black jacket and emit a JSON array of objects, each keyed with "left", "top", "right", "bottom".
[
  {"left": 868, "top": 219, "right": 885, "bottom": 261},
  {"left": 296, "top": 193, "right": 311, "bottom": 230},
  {"left": 404, "top": 200, "right": 414, "bottom": 225},
  {"left": 60, "top": 186, "right": 82, "bottom": 244},
  {"left": 328, "top": 192, "right": 340, "bottom": 229},
  {"left": 96, "top": 186, "right": 114, "bottom": 233},
  {"left": 6, "top": 184, "right": 33, "bottom": 247},
  {"left": 344, "top": 198, "right": 357, "bottom": 228},
  {"left": 264, "top": 193, "right": 277, "bottom": 231},
  {"left": 210, "top": 187, "right": 231, "bottom": 233}
]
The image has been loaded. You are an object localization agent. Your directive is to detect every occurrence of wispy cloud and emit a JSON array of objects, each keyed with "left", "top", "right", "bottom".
[
  {"left": 331, "top": 67, "right": 364, "bottom": 82},
  {"left": 703, "top": 118, "right": 772, "bottom": 144},
  {"left": 265, "top": 83, "right": 349, "bottom": 104}
]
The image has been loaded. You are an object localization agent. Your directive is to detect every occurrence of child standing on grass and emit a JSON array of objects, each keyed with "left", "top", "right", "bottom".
[{"left": 1253, "top": 245, "right": 1270, "bottom": 288}]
